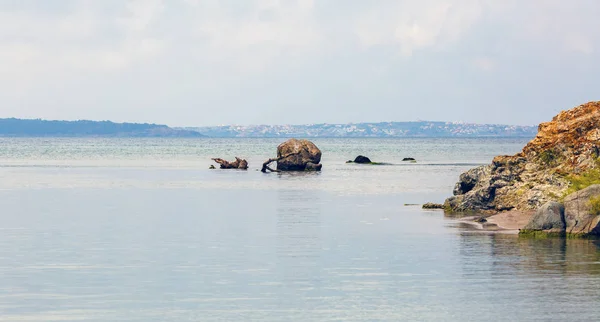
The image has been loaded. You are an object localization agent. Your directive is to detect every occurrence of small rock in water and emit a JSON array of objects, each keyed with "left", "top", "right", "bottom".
[
  {"left": 209, "top": 165, "right": 216, "bottom": 169},
  {"left": 403, "top": 157, "right": 416, "bottom": 161},
  {"left": 353, "top": 155, "right": 372, "bottom": 164},
  {"left": 474, "top": 217, "right": 488, "bottom": 223},
  {"left": 422, "top": 203, "right": 444, "bottom": 209}
]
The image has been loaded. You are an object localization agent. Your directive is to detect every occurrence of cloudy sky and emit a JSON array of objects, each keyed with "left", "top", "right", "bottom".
[{"left": 1, "top": 0, "right": 599, "bottom": 126}]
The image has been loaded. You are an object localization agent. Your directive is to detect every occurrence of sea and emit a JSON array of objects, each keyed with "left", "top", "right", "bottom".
[{"left": 1, "top": 137, "right": 600, "bottom": 321}]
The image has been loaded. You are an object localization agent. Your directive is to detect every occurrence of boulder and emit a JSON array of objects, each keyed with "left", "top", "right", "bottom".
[
  {"left": 276, "top": 139, "right": 322, "bottom": 171},
  {"left": 522, "top": 201, "right": 566, "bottom": 232},
  {"left": 445, "top": 101, "right": 600, "bottom": 213},
  {"left": 564, "top": 184, "right": 600, "bottom": 235},
  {"left": 353, "top": 155, "right": 372, "bottom": 164},
  {"left": 402, "top": 157, "right": 416, "bottom": 161}
]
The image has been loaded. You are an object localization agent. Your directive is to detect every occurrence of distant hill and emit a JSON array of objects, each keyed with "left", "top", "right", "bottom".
[
  {"left": 0, "top": 118, "right": 204, "bottom": 137},
  {"left": 182, "top": 121, "right": 537, "bottom": 138}
]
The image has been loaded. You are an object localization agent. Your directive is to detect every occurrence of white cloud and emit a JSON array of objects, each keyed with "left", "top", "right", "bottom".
[
  {"left": 118, "top": 0, "right": 165, "bottom": 32},
  {"left": 355, "top": 1, "right": 483, "bottom": 56},
  {"left": 1, "top": 0, "right": 600, "bottom": 125},
  {"left": 473, "top": 57, "right": 496, "bottom": 72},
  {"left": 0, "top": 0, "right": 165, "bottom": 78}
]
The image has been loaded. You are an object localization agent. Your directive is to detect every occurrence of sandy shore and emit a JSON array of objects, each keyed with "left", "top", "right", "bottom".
[
  {"left": 487, "top": 210, "right": 534, "bottom": 230},
  {"left": 456, "top": 210, "right": 535, "bottom": 234}
]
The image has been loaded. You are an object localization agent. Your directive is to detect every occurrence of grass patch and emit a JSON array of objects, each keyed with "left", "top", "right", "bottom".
[
  {"left": 564, "top": 159, "right": 600, "bottom": 196},
  {"left": 547, "top": 191, "right": 560, "bottom": 200},
  {"left": 590, "top": 195, "right": 600, "bottom": 216}
]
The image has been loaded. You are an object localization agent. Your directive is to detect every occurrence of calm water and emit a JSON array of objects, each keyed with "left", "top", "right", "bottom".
[{"left": 1, "top": 138, "right": 600, "bottom": 321}]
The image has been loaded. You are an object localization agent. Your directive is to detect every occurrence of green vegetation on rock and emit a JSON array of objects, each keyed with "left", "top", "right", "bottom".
[
  {"left": 519, "top": 230, "right": 566, "bottom": 239},
  {"left": 564, "top": 159, "right": 600, "bottom": 196},
  {"left": 538, "top": 149, "right": 561, "bottom": 166},
  {"left": 590, "top": 195, "right": 600, "bottom": 217}
]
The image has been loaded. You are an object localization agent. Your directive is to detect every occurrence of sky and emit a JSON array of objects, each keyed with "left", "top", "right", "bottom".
[{"left": 1, "top": 0, "right": 599, "bottom": 127}]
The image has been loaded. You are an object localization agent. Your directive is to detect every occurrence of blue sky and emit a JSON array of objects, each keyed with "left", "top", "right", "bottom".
[{"left": 1, "top": 0, "right": 599, "bottom": 126}]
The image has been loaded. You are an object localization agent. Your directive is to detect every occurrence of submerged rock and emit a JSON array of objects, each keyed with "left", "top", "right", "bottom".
[
  {"left": 275, "top": 139, "right": 322, "bottom": 171},
  {"left": 422, "top": 203, "right": 444, "bottom": 209},
  {"left": 474, "top": 217, "right": 488, "bottom": 223},
  {"left": 445, "top": 101, "right": 600, "bottom": 213}
]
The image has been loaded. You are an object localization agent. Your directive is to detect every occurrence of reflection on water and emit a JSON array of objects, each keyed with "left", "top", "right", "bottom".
[
  {"left": 450, "top": 229, "right": 600, "bottom": 321},
  {"left": 457, "top": 230, "right": 600, "bottom": 277},
  {"left": 276, "top": 189, "right": 322, "bottom": 282}
]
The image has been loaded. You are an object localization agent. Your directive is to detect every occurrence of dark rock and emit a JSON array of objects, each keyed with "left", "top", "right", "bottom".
[
  {"left": 212, "top": 157, "right": 248, "bottom": 170},
  {"left": 422, "top": 203, "right": 444, "bottom": 209},
  {"left": 523, "top": 201, "right": 566, "bottom": 232},
  {"left": 209, "top": 165, "right": 216, "bottom": 169},
  {"left": 453, "top": 166, "right": 490, "bottom": 196},
  {"left": 474, "top": 217, "right": 488, "bottom": 223},
  {"left": 564, "top": 184, "right": 600, "bottom": 235},
  {"left": 276, "top": 139, "right": 322, "bottom": 171},
  {"left": 305, "top": 162, "right": 323, "bottom": 171},
  {"left": 402, "top": 157, "right": 416, "bottom": 161},
  {"left": 353, "top": 155, "right": 372, "bottom": 164},
  {"left": 444, "top": 165, "right": 498, "bottom": 213}
]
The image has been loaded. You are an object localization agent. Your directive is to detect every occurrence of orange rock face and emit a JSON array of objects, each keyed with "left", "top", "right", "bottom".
[
  {"left": 522, "top": 101, "right": 600, "bottom": 171},
  {"left": 445, "top": 101, "right": 600, "bottom": 213}
]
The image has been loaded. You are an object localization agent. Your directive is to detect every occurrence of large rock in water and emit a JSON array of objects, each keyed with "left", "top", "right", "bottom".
[
  {"left": 276, "top": 139, "right": 322, "bottom": 171},
  {"left": 445, "top": 101, "right": 600, "bottom": 213},
  {"left": 564, "top": 185, "right": 600, "bottom": 235}
]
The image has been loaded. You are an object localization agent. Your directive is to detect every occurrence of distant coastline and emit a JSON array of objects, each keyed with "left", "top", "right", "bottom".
[
  {"left": 181, "top": 121, "right": 537, "bottom": 138},
  {"left": 0, "top": 118, "right": 537, "bottom": 138},
  {"left": 0, "top": 118, "right": 204, "bottom": 138}
]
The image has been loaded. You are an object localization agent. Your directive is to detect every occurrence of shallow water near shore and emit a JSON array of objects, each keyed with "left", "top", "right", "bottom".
[{"left": 1, "top": 138, "right": 600, "bottom": 321}]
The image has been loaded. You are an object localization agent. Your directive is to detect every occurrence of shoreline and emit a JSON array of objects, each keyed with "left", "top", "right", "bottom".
[{"left": 454, "top": 210, "right": 535, "bottom": 234}]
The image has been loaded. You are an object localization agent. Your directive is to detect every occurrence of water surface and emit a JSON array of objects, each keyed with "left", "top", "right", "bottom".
[{"left": 1, "top": 138, "right": 599, "bottom": 321}]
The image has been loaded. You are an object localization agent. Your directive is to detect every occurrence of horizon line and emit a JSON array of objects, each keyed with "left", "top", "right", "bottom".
[{"left": 0, "top": 117, "right": 538, "bottom": 128}]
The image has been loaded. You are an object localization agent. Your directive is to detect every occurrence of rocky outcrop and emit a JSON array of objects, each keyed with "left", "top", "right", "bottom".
[
  {"left": 445, "top": 101, "right": 600, "bottom": 213},
  {"left": 275, "top": 139, "right": 322, "bottom": 171}
]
